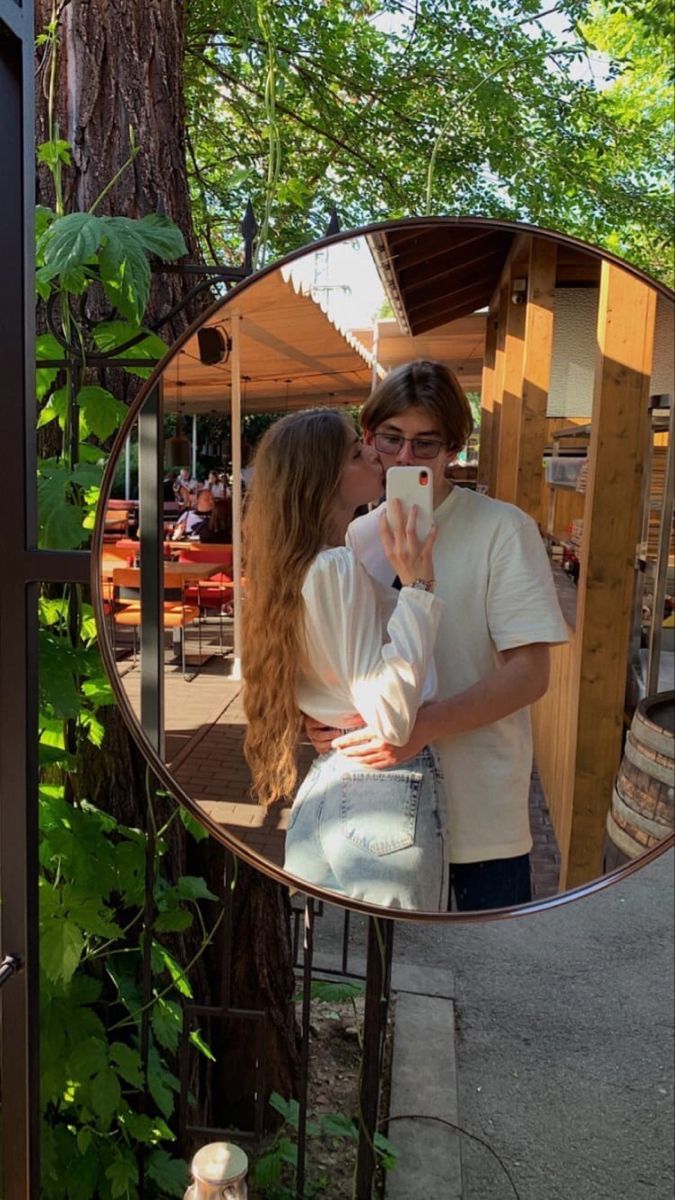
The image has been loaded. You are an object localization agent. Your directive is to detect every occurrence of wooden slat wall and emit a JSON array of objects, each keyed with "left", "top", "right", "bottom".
[{"left": 531, "top": 637, "right": 577, "bottom": 861}]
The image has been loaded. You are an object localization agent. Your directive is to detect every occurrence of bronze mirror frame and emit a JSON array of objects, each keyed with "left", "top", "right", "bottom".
[{"left": 91, "top": 214, "right": 675, "bottom": 924}]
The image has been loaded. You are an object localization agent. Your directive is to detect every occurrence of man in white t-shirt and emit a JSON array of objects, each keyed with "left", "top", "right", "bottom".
[{"left": 308, "top": 360, "right": 568, "bottom": 911}]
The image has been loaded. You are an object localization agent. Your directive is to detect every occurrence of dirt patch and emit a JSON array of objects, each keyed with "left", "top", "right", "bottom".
[{"left": 248, "top": 985, "right": 395, "bottom": 1200}]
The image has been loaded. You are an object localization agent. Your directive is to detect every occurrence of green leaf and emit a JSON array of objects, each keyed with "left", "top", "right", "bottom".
[
  {"left": 150, "top": 998, "right": 183, "bottom": 1053},
  {"left": 253, "top": 1151, "right": 283, "bottom": 1189},
  {"left": 65, "top": 1142, "right": 100, "bottom": 1200},
  {"left": 78, "top": 441, "right": 106, "bottom": 463},
  {"left": 41, "top": 917, "right": 84, "bottom": 984},
  {"left": 38, "top": 211, "right": 104, "bottom": 281},
  {"left": 109, "top": 1042, "right": 144, "bottom": 1088},
  {"left": 76, "top": 1128, "right": 92, "bottom": 1155},
  {"left": 311, "top": 980, "right": 364, "bottom": 1004},
  {"left": 269, "top": 1092, "right": 300, "bottom": 1130},
  {"left": 90, "top": 1066, "right": 122, "bottom": 1127},
  {"left": 173, "top": 875, "right": 219, "bottom": 902},
  {"left": 124, "top": 1111, "right": 174, "bottom": 1145},
  {"left": 178, "top": 807, "right": 210, "bottom": 842},
  {"left": 135, "top": 214, "right": 187, "bottom": 260},
  {"left": 76, "top": 385, "right": 128, "bottom": 441},
  {"left": 37, "top": 139, "right": 72, "bottom": 170},
  {"left": 147, "top": 1048, "right": 178, "bottom": 1119},
  {"left": 145, "top": 1150, "right": 189, "bottom": 1198},
  {"left": 154, "top": 944, "right": 193, "bottom": 998},
  {"left": 189, "top": 1027, "right": 216, "bottom": 1062},
  {"left": 319, "top": 1112, "right": 358, "bottom": 1140},
  {"left": 276, "top": 1136, "right": 299, "bottom": 1167},
  {"left": 98, "top": 218, "right": 152, "bottom": 322},
  {"left": 37, "top": 384, "right": 69, "bottom": 429},
  {"left": 36, "top": 332, "right": 64, "bottom": 400},
  {"left": 91, "top": 320, "right": 168, "bottom": 378},
  {"left": 105, "top": 1152, "right": 139, "bottom": 1199},
  {"left": 374, "top": 1130, "right": 399, "bottom": 1170},
  {"left": 154, "top": 907, "right": 193, "bottom": 934},
  {"left": 68, "top": 1035, "right": 108, "bottom": 1082},
  {"left": 63, "top": 892, "right": 122, "bottom": 939},
  {"left": 36, "top": 203, "right": 57, "bottom": 239}
]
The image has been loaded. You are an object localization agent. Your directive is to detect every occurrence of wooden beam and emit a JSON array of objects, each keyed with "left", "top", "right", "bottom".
[
  {"left": 562, "top": 262, "right": 657, "bottom": 889},
  {"left": 489, "top": 283, "right": 510, "bottom": 496},
  {"left": 495, "top": 268, "right": 527, "bottom": 503},
  {"left": 515, "top": 239, "right": 557, "bottom": 523},
  {"left": 477, "top": 305, "right": 498, "bottom": 490}
]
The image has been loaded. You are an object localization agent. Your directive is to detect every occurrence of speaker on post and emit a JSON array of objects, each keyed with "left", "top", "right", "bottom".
[{"left": 198, "top": 327, "right": 229, "bottom": 366}]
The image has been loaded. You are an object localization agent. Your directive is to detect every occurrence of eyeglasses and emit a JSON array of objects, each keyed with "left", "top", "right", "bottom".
[{"left": 372, "top": 432, "right": 447, "bottom": 460}]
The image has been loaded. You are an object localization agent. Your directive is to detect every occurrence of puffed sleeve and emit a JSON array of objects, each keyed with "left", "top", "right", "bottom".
[{"left": 301, "top": 547, "right": 443, "bottom": 745}]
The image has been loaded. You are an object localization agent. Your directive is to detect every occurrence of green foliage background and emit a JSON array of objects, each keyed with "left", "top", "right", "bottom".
[{"left": 184, "top": 0, "right": 674, "bottom": 282}]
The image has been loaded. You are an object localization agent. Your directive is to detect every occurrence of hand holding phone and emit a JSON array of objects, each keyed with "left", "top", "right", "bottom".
[
  {"left": 381, "top": 467, "right": 437, "bottom": 588},
  {"left": 385, "top": 466, "right": 434, "bottom": 540}
]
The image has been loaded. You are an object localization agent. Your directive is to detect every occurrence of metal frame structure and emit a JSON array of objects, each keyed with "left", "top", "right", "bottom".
[{"left": 1, "top": 4, "right": 673, "bottom": 1192}]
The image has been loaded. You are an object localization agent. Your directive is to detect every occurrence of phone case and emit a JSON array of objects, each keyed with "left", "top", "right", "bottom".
[{"left": 385, "top": 466, "right": 434, "bottom": 541}]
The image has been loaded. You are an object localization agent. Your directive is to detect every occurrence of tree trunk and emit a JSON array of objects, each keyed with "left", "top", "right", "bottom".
[{"left": 35, "top": 0, "right": 300, "bottom": 1134}]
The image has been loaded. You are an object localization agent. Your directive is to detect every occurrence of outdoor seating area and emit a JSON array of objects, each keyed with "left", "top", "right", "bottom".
[{"left": 102, "top": 535, "right": 238, "bottom": 682}]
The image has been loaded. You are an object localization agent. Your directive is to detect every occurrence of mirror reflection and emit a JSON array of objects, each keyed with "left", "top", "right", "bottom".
[{"left": 97, "top": 221, "right": 675, "bottom": 917}]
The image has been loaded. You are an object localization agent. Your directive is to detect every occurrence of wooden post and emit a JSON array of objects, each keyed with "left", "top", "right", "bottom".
[
  {"left": 495, "top": 268, "right": 527, "bottom": 503},
  {"left": 488, "top": 283, "right": 509, "bottom": 497},
  {"left": 477, "top": 304, "right": 498, "bottom": 491},
  {"left": 562, "top": 262, "right": 657, "bottom": 889},
  {"left": 515, "top": 240, "right": 557, "bottom": 524}
]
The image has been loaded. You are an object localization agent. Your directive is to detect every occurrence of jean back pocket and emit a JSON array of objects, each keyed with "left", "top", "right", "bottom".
[{"left": 339, "top": 769, "right": 422, "bottom": 857}]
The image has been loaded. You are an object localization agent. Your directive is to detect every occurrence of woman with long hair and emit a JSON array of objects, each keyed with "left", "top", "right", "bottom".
[{"left": 242, "top": 408, "right": 447, "bottom": 910}]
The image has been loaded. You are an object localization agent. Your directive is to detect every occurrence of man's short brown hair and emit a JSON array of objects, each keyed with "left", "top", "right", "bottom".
[{"left": 360, "top": 360, "right": 473, "bottom": 454}]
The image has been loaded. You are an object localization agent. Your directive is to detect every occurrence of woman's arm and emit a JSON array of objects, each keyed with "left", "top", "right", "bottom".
[
  {"left": 301, "top": 549, "right": 444, "bottom": 746},
  {"left": 332, "top": 643, "right": 551, "bottom": 766}
]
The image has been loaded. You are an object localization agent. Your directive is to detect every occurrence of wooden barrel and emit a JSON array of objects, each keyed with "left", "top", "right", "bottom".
[{"left": 606, "top": 691, "right": 675, "bottom": 860}]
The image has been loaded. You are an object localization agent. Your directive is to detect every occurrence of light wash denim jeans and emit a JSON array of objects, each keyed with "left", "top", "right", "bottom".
[{"left": 283, "top": 747, "right": 447, "bottom": 911}]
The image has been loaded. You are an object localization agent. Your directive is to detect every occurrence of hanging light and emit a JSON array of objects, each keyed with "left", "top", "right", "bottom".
[{"left": 164, "top": 374, "right": 191, "bottom": 468}]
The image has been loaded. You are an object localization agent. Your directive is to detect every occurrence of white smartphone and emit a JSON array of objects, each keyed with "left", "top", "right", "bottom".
[{"left": 385, "top": 466, "right": 434, "bottom": 541}]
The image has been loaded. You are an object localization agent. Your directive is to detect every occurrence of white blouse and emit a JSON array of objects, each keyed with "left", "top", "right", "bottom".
[{"left": 296, "top": 546, "right": 443, "bottom": 747}]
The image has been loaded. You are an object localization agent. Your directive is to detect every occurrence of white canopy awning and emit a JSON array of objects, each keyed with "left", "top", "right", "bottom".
[{"left": 164, "top": 265, "right": 377, "bottom": 416}]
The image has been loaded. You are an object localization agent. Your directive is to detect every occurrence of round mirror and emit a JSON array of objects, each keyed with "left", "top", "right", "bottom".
[{"left": 92, "top": 217, "right": 674, "bottom": 921}]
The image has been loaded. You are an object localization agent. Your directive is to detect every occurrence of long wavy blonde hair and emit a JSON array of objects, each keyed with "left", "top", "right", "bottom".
[{"left": 242, "top": 408, "right": 353, "bottom": 807}]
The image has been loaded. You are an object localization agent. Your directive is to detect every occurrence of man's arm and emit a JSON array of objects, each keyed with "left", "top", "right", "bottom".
[{"left": 333, "top": 642, "right": 551, "bottom": 767}]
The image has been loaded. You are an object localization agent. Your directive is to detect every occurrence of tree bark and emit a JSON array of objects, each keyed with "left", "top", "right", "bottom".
[{"left": 35, "top": 0, "right": 300, "bottom": 1135}]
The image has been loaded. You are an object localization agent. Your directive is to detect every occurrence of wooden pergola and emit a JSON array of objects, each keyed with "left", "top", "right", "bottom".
[
  {"left": 370, "top": 225, "right": 673, "bottom": 888},
  {"left": 475, "top": 234, "right": 671, "bottom": 888}
]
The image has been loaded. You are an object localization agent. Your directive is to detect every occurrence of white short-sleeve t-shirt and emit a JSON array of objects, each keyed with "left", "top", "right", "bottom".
[{"left": 347, "top": 487, "right": 570, "bottom": 863}]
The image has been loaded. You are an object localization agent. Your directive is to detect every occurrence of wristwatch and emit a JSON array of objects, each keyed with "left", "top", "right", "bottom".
[{"left": 410, "top": 578, "right": 435, "bottom": 592}]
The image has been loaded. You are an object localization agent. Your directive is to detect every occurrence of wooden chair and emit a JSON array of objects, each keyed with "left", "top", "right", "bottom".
[
  {"left": 184, "top": 573, "right": 234, "bottom": 657},
  {"left": 103, "top": 507, "right": 130, "bottom": 543},
  {"left": 110, "top": 567, "right": 200, "bottom": 678}
]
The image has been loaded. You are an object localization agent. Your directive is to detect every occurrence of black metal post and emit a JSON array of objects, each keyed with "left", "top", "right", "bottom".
[
  {"left": 139, "top": 383, "right": 165, "bottom": 755},
  {"left": 295, "top": 898, "right": 315, "bottom": 1200},
  {"left": 355, "top": 917, "right": 394, "bottom": 1200},
  {"left": 0, "top": 5, "right": 38, "bottom": 1199}
]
